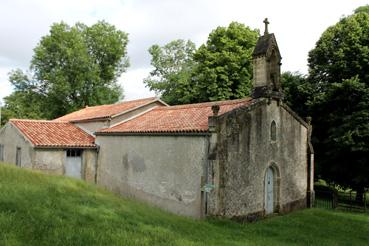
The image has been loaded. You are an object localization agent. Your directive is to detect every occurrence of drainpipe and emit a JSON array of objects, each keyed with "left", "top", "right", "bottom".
[
  {"left": 306, "top": 117, "right": 314, "bottom": 208},
  {"left": 203, "top": 105, "right": 219, "bottom": 217},
  {"left": 0, "top": 101, "right": 2, "bottom": 128},
  {"left": 94, "top": 144, "right": 100, "bottom": 184}
]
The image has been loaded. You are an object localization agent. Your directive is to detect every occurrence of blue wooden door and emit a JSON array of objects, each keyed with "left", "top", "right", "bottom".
[{"left": 265, "top": 167, "right": 274, "bottom": 214}]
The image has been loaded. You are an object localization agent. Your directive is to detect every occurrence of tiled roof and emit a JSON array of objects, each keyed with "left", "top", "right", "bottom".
[
  {"left": 99, "top": 98, "right": 253, "bottom": 134},
  {"left": 10, "top": 119, "right": 96, "bottom": 148},
  {"left": 54, "top": 97, "right": 160, "bottom": 122}
]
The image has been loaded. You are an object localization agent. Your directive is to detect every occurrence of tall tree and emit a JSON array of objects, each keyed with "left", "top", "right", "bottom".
[
  {"left": 281, "top": 72, "right": 313, "bottom": 117},
  {"left": 355, "top": 5, "right": 369, "bottom": 14},
  {"left": 308, "top": 12, "right": 369, "bottom": 88},
  {"left": 1, "top": 69, "right": 45, "bottom": 122},
  {"left": 4, "top": 21, "right": 128, "bottom": 120},
  {"left": 144, "top": 40, "right": 196, "bottom": 105},
  {"left": 307, "top": 11, "right": 369, "bottom": 200},
  {"left": 144, "top": 22, "right": 259, "bottom": 105},
  {"left": 192, "top": 22, "right": 259, "bottom": 102}
]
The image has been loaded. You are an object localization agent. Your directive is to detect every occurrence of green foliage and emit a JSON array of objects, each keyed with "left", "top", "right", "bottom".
[
  {"left": 355, "top": 5, "right": 369, "bottom": 14},
  {"left": 145, "top": 22, "right": 259, "bottom": 105},
  {"left": 314, "top": 183, "right": 338, "bottom": 195},
  {"left": 0, "top": 163, "right": 369, "bottom": 245},
  {"left": 144, "top": 40, "right": 196, "bottom": 105},
  {"left": 281, "top": 72, "right": 313, "bottom": 116},
  {"left": 308, "top": 12, "right": 369, "bottom": 87},
  {"left": 1, "top": 70, "right": 44, "bottom": 124},
  {"left": 192, "top": 22, "right": 259, "bottom": 102},
  {"left": 311, "top": 78, "right": 369, "bottom": 193},
  {"left": 4, "top": 21, "right": 128, "bottom": 121},
  {"left": 306, "top": 12, "right": 369, "bottom": 197}
]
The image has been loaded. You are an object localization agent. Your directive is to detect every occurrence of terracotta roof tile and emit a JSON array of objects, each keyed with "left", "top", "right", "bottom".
[
  {"left": 100, "top": 98, "right": 253, "bottom": 134},
  {"left": 54, "top": 97, "right": 160, "bottom": 122},
  {"left": 10, "top": 119, "right": 96, "bottom": 148}
]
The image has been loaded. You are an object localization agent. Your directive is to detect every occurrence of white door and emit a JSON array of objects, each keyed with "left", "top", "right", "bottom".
[
  {"left": 265, "top": 167, "right": 274, "bottom": 214},
  {"left": 65, "top": 156, "right": 82, "bottom": 179}
]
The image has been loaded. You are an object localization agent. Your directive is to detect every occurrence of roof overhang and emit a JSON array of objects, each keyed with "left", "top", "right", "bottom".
[
  {"left": 95, "top": 131, "right": 210, "bottom": 137},
  {"left": 34, "top": 145, "right": 97, "bottom": 150}
]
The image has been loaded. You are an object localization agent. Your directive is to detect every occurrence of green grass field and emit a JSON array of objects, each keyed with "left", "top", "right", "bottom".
[{"left": 0, "top": 163, "right": 368, "bottom": 246}]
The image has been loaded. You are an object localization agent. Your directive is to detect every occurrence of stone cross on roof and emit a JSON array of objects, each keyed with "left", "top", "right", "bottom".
[{"left": 263, "top": 18, "right": 269, "bottom": 35}]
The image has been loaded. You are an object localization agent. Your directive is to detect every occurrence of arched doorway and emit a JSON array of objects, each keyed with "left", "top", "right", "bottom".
[{"left": 265, "top": 167, "right": 274, "bottom": 214}]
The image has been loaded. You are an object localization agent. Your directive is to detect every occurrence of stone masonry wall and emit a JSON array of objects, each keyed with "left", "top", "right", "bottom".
[{"left": 207, "top": 99, "right": 308, "bottom": 218}]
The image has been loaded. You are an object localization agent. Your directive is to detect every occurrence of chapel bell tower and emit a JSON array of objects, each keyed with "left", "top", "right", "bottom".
[{"left": 252, "top": 18, "right": 283, "bottom": 99}]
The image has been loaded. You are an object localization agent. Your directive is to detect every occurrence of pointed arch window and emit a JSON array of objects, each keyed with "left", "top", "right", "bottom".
[{"left": 271, "top": 121, "right": 277, "bottom": 141}]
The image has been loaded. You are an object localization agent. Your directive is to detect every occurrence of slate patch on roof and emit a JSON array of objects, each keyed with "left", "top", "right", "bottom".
[
  {"left": 99, "top": 98, "right": 253, "bottom": 134},
  {"left": 10, "top": 119, "right": 96, "bottom": 148},
  {"left": 252, "top": 33, "right": 279, "bottom": 57},
  {"left": 54, "top": 97, "right": 159, "bottom": 122}
]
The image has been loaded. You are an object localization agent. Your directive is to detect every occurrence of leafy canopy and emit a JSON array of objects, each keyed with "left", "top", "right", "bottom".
[
  {"left": 354, "top": 5, "right": 369, "bottom": 14},
  {"left": 281, "top": 72, "right": 313, "bottom": 117},
  {"left": 144, "top": 22, "right": 259, "bottom": 104},
  {"left": 308, "top": 12, "right": 369, "bottom": 87},
  {"left": 312, "top": 78, "right": 369, "bottom": 194},
  {"left": 3, "top": 21, "right": 129, "bottom": 121},
  {"left": 144, "top": 40, "right": 196, "bottom": 105},
  {"left": 307, "top": 11, "right": 369, "bottom": 197},
  {"left": 193, "top": 22, "right": 259, "bottom": 102}
]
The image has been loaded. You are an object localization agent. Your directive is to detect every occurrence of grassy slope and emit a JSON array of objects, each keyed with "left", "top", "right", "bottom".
[{"left": 0, "top": 164, "right": 368, "bottom": 246}]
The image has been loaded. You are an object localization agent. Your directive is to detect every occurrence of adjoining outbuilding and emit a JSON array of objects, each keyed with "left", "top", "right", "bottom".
[
  {"left": 0, "top": 97, "right": 168, "bottom": 182},
  {"left": 0, "top": 119, "right": 97, "bottom": 181}
]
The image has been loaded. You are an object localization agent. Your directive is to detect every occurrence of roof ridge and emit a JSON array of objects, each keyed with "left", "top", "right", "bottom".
[
  {"left": 97, "top": 97, "right": 158, "bottom": 108},
  {"left": 54, "top": 97, "right": 160, "bottom": 122},
  {"left": 10, "top": 119, "right": 60, "bottom": 123},
  {"left": 154, "top": 97, "right": 252, "bottom": 110},
  {"left": 65, "top": 97, "right": 158, "bottom": 111}
]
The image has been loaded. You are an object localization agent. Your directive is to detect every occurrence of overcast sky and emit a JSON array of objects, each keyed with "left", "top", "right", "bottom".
[{"left": 0, "top": 0, "right": 367, "bottom": 104}]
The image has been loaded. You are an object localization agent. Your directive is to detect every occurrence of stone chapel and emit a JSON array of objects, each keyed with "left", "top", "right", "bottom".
[{"left": 0, "top": 20, "right": 314, "bottom": 219}]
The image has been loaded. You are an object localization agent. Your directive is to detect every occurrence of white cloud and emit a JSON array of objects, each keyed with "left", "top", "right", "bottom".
[
  {"left": 0, "top": 67, "right": 13, "bottom": 104},
  {"left": 0, "top": 0, "right": 368, "bottom": 102},
  {"left": 120, "top": 67, "right": 155, "bottom": 100}
]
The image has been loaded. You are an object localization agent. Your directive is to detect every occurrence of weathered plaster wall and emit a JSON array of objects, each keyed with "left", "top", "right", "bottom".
[
  {"left": 0, "top": 123, "right": 34, "bottom": 168},
  {"left": 33, "top": 149, "right": 65, "bottom": 175},
  {"left": 96, "top": 135, "right": 207, "bottom": 218},
  {"left": 34, "top": 148, "right": 97, "bottom": 182},
  {"left": 76, "top": 121, "right": 107, "bottom": 135},
  {"left": 208, "top": 99, "right": 308, "bottom": 218},
  {"left": 83, "top": 149, "right": 97, "bottom": 182}
]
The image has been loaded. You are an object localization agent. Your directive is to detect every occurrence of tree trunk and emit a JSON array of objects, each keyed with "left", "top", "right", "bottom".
[{"left": 355, "top": 187, "right": 365, "bottom": 204}]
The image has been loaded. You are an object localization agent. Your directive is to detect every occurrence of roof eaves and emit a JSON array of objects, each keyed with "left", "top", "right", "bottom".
[
  {"left": 110, "top": 98, "right": 168, "bottom": 119},
  {"left": 156, "top": 98, "right": 170, "bottom": 106},
  {"left": 215, "top": 98, "right": 263, "bottom": 120},
  {"left": 70, "top": 116, "right": 110, "bottom": 123},
  {"left": 107, "top": 106, "right": 159, "bottom": 130},
  {"left": 34, "top": 145, "right": 97, "bottom": 149},
  {"left": 280, "top": 103, "right": 309, "bottom": 129},
  {"left": 96, "top": 130, "right": 210, "bottom": 137}
]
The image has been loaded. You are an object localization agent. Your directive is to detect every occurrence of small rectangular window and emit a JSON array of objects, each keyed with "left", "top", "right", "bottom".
[
  {"left": 0, "top": 144, "right": 4, "bottom": 161},
  {"left": 16, "top": 147, "right": 21, "bottom": 167},
  {"left": 66, "top": 149, "right": 82, "bottom": 157}
]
